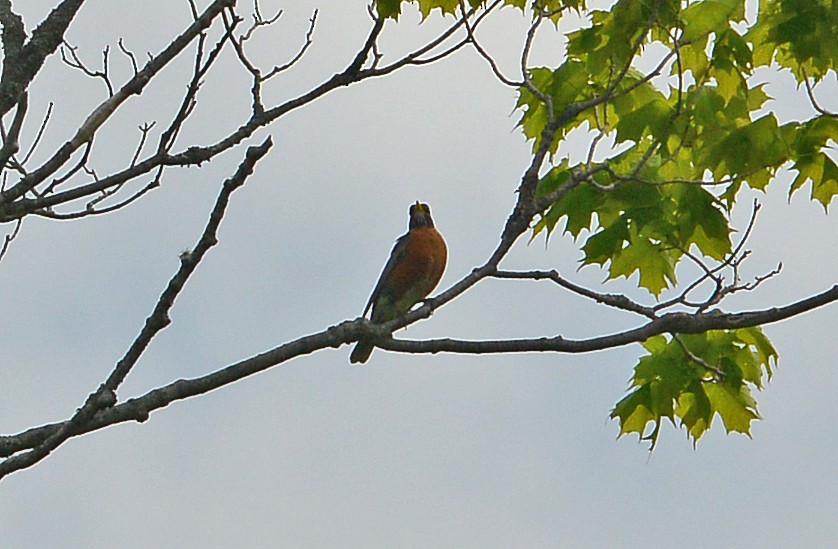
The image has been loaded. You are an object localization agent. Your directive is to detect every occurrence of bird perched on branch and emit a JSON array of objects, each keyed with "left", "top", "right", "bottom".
[{"left": 350, "top": 201, "right": 447, "bottom": 364}]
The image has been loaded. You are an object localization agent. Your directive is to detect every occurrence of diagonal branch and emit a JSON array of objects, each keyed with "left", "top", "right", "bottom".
[
  {"left": 0, "top": 91, "right": 27, "bottom": 168},
  {"left": 0, "top": 0, "right": 236, "bottom": 206},
  {"left": 801, "top": 68, "right": 838, "bottom": 118},
  {"left": 490, "top": 269, "right": 655, "bottom": 317},
  {"left": 0, "top": 2, "right": 500, "bottom": 222},
  {"left": 0, "top": 135, "right": 272, "bottom": 480},
  {"left": 0, "top": 0, "right": 86, "bottom": 117}
]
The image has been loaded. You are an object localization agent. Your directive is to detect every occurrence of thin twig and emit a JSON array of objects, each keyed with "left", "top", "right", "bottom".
[
  {"left": 0, "top": 217, "right": 22, "bottom": 261},
  {"left": 261, "top": 10, "right": 317, "bottom": 81},
  {"left": 117, "top": 38, "right": 139, "bottom": 76},
  {"left": 37, "top": 139, "right": 92, "bottom": 197},
  {"left": 0, "top": 92, "right": 27, "bottom": 169},
  {"left": 458, "top": 0, "right": 521, "bottom": 87},
  {"left": 490, "top": 269, "right": 655, "bottom": 317},
  {"left": 1, "top": 0, "right": 236, "bottom": 205},
  {"left": 801, "top": 68, "right": 838, "bottom": 118},
  {"left": 672, "top": 334, "right": 725, "bottom": 381},
  {"left": 61, "top": 41, "right": 115, "bottom": 97},
  {"left": 21, "top": 101, "right": 53, "bottom": 166}
]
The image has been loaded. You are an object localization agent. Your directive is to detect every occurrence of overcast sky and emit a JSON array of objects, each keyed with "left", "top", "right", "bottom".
[{"left": 1, "top": 1, "right": 836, "bottom": 547}]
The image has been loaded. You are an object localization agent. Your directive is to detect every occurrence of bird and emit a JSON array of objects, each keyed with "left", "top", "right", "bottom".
[{"left": 350, "top": 201, "right": 447, "bottom": 364}]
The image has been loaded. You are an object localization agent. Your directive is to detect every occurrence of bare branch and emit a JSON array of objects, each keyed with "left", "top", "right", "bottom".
[
  {"left": 156, "top": 24, "right": 228, "bottom": 155},
  {"left": 0, "top": 0, "right": 25, "bottom": 53},
  {"left": 0, "top": 0, "right": 87, "bottom": 117},
  {"left": 60, "top": 41, "right": 115, "bottom": 96},
  {"left": 458, "top": 0, "right": 521, "bottom": 87},
  {"left": 0, "top": 91, "right": 27, "bottom": 168},
  {"left": 240, "top": 0, "right": 282, "bottom": 43},
  {"left": 131, "top": 122, "right": 156, "bottom": 167},
  {"left": 186, "top": 0, "right": 199, "bottom": 20},
  {"left": 0, "top": 216, "right": 22, "bottom": 260},
  {"left": 261, "top": 10, "right": 317, "bottom": 81},
  {"left": 364, "top": 1, "right": 494, "bottom": 75},
  {"left": 490, "top": 269, "right": 655, "bottom": 317},
  {"left": 802, "top": 68, "right": 838, "bottom": 118},
  {"left": 33, "top": 181, "right": 156, "bottom": 219},
  {"left": 20, "top": 101, "right": 52, "bottom": 166},
  {"left": 35, "top": 139, "right": 92, "bottom": 198},
  {"left": 0, "top": 136, "right": 273, "bottom": 479},
  {"left": 520, "top": 9, "right": 553, "bottom": 117},
  {"left": 6, "top": 276, "right": 838, "bottom": 461},
  {"left": 0, "top": 0, "right": 236, "bottom": 206},
  {"left": 1, "top": 4, "right": 505, "bottom": 220},
  {"left": 654, "top": 200, "right": 762, "bottom": 313},
  {"left": 117, "top": 38, "right": 139, "bottom": 76}
]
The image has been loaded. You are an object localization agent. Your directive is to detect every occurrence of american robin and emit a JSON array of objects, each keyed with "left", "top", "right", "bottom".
[{"left": 350, "top": 201, "right": 447, "bottom": 364}]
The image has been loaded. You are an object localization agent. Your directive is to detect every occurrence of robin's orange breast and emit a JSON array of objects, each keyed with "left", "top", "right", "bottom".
[{"left": 387, "top": 226, "right": 447, "bottom": 303}]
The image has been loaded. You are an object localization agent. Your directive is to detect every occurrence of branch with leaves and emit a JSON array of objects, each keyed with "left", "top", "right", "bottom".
[{"left": 2, "top": 0, "right": 838, "bottom": 478}]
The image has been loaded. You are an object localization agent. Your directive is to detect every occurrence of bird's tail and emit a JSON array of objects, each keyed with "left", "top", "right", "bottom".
[{"left": 349, "top": 340, "right": 374, "bottom": 364}]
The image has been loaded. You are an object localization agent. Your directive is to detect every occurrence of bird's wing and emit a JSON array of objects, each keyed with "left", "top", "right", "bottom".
[{"left": 362, "top": 232, "right": 409, "bottom": 317}]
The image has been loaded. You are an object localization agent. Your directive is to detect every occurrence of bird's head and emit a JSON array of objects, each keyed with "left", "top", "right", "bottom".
[{"left": 409, "top": 201, "right": 435, "bottom": 229}]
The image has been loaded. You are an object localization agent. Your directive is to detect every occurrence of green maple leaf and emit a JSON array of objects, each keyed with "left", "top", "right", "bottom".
[
  {"left": 675, "top": 382, "right": 714, "bottom": 442},
  {"left": 704, "top": 383, "right": 760, "bottom": 435},
  {"left": 736, "top": 326, "right": 777, "bottom": 385},
  {"left": 614, "top": 98, "right": 671, "bottom": 144},
  {"left": 534, "top": 178, "right": 603, "bottom": 239},
  {"left": 670, "top": 185, "right": 732, "bottom": 260},
  {"left": 609, "top": 233, "right": 676, "bottom": 296},
  {"left": 612, "top": 385, "right": 656, "bottom": 438},
  {"left": 614, "top": 329, "right": 774, "bottom": 448},
  {"left": 582, "top": 218, "right": 629, "bottom": 267},
  {"left": 790, "top": 152, "right": 838, "bottom": 210},
  {"left": 377, "top": 0, "right": 484, "bottom": 20},
  {"left": 811, "top": 155, "right": 838, "bottom": 209},
  {"left": 680, "top": 0, "right": 744, "bottom": 43},
  {"left": 377, "top": 0, "right": 402, "bottom": 19}
]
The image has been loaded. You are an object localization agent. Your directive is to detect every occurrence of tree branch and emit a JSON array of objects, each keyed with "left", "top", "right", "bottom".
[
  {"left": 490, "top": 269, "right": 655, "bottom": 317},
  {"left": 0, "top": 0, "right": 236, "bottom": 207},
  {"left": 0, "top": 135, "right": 272, "bottom": 479},
  {"left": 378, "top": 284, "right": 838, "bottom": 356},
  {"left": 4, "top": 280, "right": 838, "bottom": 461},
  {"left": 0, "top": 0, "right": 86, "bottom": 117}
]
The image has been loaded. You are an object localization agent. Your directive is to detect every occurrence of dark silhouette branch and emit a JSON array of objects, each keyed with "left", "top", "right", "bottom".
[
  {"left": 0, "top": 0, "right": 492, "bottom": 222},
  {"left": 490, "top": 269, "right": 656, "bottom": 318},
  {"left": 0, "top": 91, "right": 26, "bottom": 168},
  {"left": 379, "top": 284, "right": 838, "bottom": 356},
  {"left": 801, "top": 68, "right": 838, "bottom": 118},
  {"left": 0, "top": 0, "right": 236, "bottom": 208},
  {"left": 0, "top": 135, "right": 273, "bottom": 480},
  {"left": 0, "top": 0, "right": 86, "bottom": 117},
  {"left": 60, "top": 41, "right": 115, "bottom": 97},
  {"left": 4, "top": 279, "right": 837, "bottom": 462}
]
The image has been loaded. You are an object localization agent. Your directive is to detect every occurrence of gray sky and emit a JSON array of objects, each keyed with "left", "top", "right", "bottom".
[{"left": 1, "top": 1, "right": 836, "bottom": 547}]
